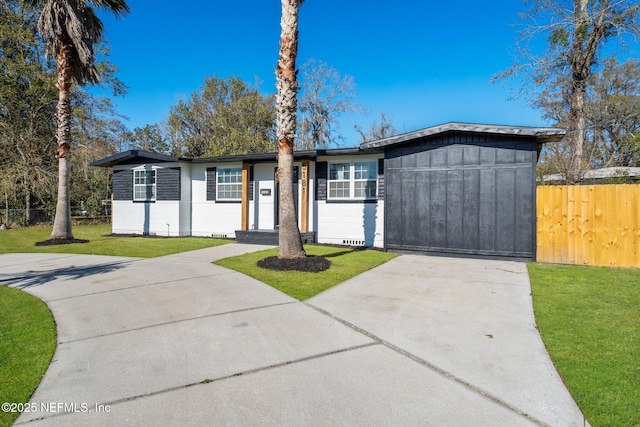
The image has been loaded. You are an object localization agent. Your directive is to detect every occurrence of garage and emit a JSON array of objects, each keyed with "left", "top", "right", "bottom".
[{"left": 361, "top": 123, "right": 565, "bottom": 260}]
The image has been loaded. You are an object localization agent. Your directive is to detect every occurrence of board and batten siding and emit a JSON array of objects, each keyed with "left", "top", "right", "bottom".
[
  {"left": 156, "top": 167, "right": 181, "bottom": 201},
  {"left": 384, "top": 133, "right": 537, "bottom": 259},
  {"left": 112, "top": 169, "right": 133, "bottom": 200}
]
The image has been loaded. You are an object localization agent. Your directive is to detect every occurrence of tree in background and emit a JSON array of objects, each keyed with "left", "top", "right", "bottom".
[
  {"left": 297, "top": 59, "right": 362, "bottom": 149},
  {"left": 536, "top": 57, "right": 640, "bottom": 178},
  {"left": 26, "top": 0, "right": 129, "bottom": 240},
  {"left": 129, "top": 124, "right": 170, "bottom": 154},
  {"left": 166, "top": 76, "right": 275, "bottom": 158},
  {"left": 1, "top": 1, "right": 58, "bottom": 224},
  {"left": 498, "top": 0, "right": 639, "bottom": 184},
  {"left": 275, "top": 0, "right": 305, "bottom": 259},
  {"left": 354, "top": 112, "right": 398, "bottom": 143}
]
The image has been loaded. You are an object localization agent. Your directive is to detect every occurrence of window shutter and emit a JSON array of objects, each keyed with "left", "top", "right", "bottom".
[
  {"left": 156, "top": 167, "right": 181, "bottom": 201},
  {"left": 315, "top": 162, "right": 327, "bottom": 200},
  {"left": 377, "top": 158, "right": 385, "bottom": 200},
  {"left": 206, "top": 167, "right": 216, "bottom": 201},
  {"left": 249, "top": 165, "right": 254, "bottom": 201},
  {"left": 113, "top": 169, "right": 133, "bottom": 200}
]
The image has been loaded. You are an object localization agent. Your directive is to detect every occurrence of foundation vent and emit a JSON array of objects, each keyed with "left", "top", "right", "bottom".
[
  {"left": 342, "top": 239, "right": 365, "bottom": 246},
  {"left": 211, "top": 233, "right": 229, "bottom": 239}
]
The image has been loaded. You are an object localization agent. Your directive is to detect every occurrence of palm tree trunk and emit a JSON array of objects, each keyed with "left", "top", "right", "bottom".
[
  {"left": 276, "top": 0, "right": 305, "bottom": 259},
  {"left": 51, "top": 38, "right": 74, "bottom": 240}
]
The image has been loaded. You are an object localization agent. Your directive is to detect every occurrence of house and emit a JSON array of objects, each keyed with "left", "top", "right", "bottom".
[{"left": 92, "top": 122, "right": 565, "bottom": 260}]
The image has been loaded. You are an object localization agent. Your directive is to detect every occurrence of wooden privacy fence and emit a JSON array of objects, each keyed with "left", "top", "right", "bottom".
[{"left": 537, "top": 184, "right": 640, "bottom": 268}]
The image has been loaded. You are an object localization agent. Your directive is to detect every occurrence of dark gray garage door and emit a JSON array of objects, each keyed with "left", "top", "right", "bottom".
[{"left": 384, "top": 135, "right": 537, "bottom": 259}]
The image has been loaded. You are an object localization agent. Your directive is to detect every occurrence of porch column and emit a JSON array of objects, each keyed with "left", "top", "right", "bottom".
[
  {"left": 241, "top": 162, "right": 250, "bottom": 230},
  {"left": 301, "top": 160, "right": 309, "bottom": 233}
]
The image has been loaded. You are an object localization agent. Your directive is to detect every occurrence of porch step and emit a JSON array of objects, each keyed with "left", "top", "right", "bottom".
[{"left": 235, "top": 230, "right": 316, "bottom": 246}]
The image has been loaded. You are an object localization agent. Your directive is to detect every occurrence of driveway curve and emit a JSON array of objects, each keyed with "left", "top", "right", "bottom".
[{"left": 0, "top": 246, "right": 587, "bottom": 426}]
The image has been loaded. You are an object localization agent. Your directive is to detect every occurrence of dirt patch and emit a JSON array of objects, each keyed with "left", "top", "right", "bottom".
[
  {"left": 35, "top": 238, "right": 89, "bottom": 246},
  {"left": 257, "top": 255, "right": 331, "bottom": 273}
]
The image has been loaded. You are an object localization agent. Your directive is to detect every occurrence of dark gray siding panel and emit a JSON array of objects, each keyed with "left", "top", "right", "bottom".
[
  {"left": 384, "top": 133, "right": 537, "bottom": 259},
  {"left": 478, "top": 169, "right": 496, "bottom": 252},
  {"left": 315, "top": 162, "right": 327, "bottom": 200},
  {"left": 462, "top": 169, "right": 480, "bottom": 250},
  {"left": 206, "top": 167, "right": 216, "bottom": 201},
  {"left": 113, "top": 169, "right": 133, "bottom": 200},
  {"left": 156, "top": 167, "right": 181, "bottom": 201},
  {"left": 377, "top": 158, "right": 385, "bottom": 200}
]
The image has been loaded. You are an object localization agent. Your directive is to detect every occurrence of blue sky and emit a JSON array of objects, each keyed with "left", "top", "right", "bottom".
[{"left": 96, "top": 0, "right": 546, "bottom": 147}]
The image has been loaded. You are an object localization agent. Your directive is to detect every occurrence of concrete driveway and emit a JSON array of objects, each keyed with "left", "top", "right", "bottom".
[{"left": 0, "top": 246, "right": 587, "bottom": 426}]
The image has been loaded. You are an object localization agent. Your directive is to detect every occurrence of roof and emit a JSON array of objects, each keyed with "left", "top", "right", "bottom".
[
  {"left": 360, "top": 122, "right": 566, "bottom": 149},
  {"left": 92, "top": 147, "right": 382, "bottom": 168},
  {"left": 92, "top": 122, "right": 566, "bottom": 168},
  {"left": 90, "top": 150, "right": 188, "bottom": 168}
]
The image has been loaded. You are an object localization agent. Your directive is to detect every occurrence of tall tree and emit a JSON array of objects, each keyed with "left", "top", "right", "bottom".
[
  {"left": 498, "top": 0, "right": 639, "bottom": 184},
  {"left": 297, "top": 59, "right": 362, "bottom": 149},
  {"left": 26, "top": 0, "right": 129, "bottom": 240},
  {"left": 275, "top": 0, "right": 305, "bottom": 259},
  {"left": 536, "top": 57, "right": 640, "bottom": 178},
  {"left": 167, "top": 76, "right": 275, "bottom": 157},
  {"left": 0, "top": 0, "right": 57, "bottom": 224},
  {"left": 354, "top": 112, "right": 398, "bottom": 142}
]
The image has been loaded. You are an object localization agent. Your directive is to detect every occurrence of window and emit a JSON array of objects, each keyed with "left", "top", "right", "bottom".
[
  {"left": 328, "top": 161, "right": 377, "bottom": 200},
  {"left": 134, "top": 169, "right": 156, "bottom": 201},
  {"left": 217, "top": 168, "right": 242, "bottom": 200},
  {"left": 329, "top": 163, "right": 350, "bottom": 198}
]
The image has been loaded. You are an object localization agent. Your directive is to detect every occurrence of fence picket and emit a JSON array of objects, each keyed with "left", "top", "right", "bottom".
[{"left": 537, "top": 184, "right": 640, "bottom": 268}]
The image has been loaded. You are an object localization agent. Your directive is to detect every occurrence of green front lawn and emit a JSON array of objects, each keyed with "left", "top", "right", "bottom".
[
  {"left": 0, "top": 224, "right": 228, "bottom": 258},
  {"left": 529, "top": 263, "right": 640, "bottom": 427},
  {"left": 0, "top": 286, "right": 56, "bottom": 427},
  {"left": 215, "top": 245, "right": 398, "bottom": 300}
]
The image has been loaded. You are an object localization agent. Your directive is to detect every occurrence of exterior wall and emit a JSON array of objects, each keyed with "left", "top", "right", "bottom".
[
  {"left": 315, "top": 154, "right": 384, "bottom": 247},
  {"left": 316, "top": 201, "right": 384, "bottom": 247},
  {"left": 384, "top": 133, "right": 537, "bottom": 259},
  {"left": 190, "top": 162, "right": 248, "bottom": 238},
  {"left": 112, "top": 162, "right": 189, "bottom": 236}
]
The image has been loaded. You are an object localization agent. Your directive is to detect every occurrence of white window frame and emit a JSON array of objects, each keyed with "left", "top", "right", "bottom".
[
  {"left": 217, "top": 167, "right": 242, "bottom": 201},
  {"left": 328, "top": 160, "right": 377, "bottom": 200},
  {"left": 133, "top": 169, "right": 156, "bottom": 201}
]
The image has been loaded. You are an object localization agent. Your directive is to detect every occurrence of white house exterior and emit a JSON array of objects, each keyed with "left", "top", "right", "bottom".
[
  {"left": 98, "top": 148, "right": 386, "bottom": 247},
  {"left": 94, "top": 123, "right": 565, "bottom": 259}
]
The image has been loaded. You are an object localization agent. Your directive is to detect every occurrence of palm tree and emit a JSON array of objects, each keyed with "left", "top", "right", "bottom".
[
  {"left": 26, "top": 0, "right": 129, "bottom": 240},
  {"left": 276, "top": 0, "right": 306, "bottom": 258}
]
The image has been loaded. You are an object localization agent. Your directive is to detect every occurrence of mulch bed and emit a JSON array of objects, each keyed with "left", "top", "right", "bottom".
[
  {"left": 35, "top": 238, "right": 89, "bottom": 246},
  {"left": 257, "top": 255, "right": 331, "bottom": 273}
]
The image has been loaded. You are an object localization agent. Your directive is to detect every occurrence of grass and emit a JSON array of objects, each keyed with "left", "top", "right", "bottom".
[
  {"left": 0, "top": 224, "right": 228, "bottom": 258},
  {"left": 528, "top": 263, "right": 640, "bottom": 427},
  {"left": 0, "top": 286, "right": 56, "bottom": 427},
  {"left": 215, "top": 245, "right": 398, "bottom": 300}
]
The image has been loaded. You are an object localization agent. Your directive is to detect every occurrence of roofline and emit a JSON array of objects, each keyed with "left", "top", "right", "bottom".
[
  {"left": 91, "top": 150, "right": 189, "bottom": 168},
  {"left": 360, "top": 122, "right": 566, "bottom": 149},
  {"left": 94, "top": 147, "right": 383, "bottom": 167}
]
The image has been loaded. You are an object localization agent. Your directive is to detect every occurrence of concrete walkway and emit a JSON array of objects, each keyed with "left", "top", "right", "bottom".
[{"left": 0, "top": 246, "right": 588, "bottom": 426}]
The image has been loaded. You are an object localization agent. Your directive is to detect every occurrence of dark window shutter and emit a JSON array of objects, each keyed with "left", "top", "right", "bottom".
[
  {"left": 377, "top": 158, "right": 385, "bottom": 200},
  {"left": 316, "top": 162, "right": 327, "bottom": 200},
  {"left": 206, "top": 167, "right": 216, "bottom": 201},
  {"left": 249, "top": 165, "right": 254, "bottom": 201},
  {"left": 113, "top": 169, "right": 133, "bottom": 200},
  {"left": 156, "top": 167, "right": 181, "bottom": 201}
]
